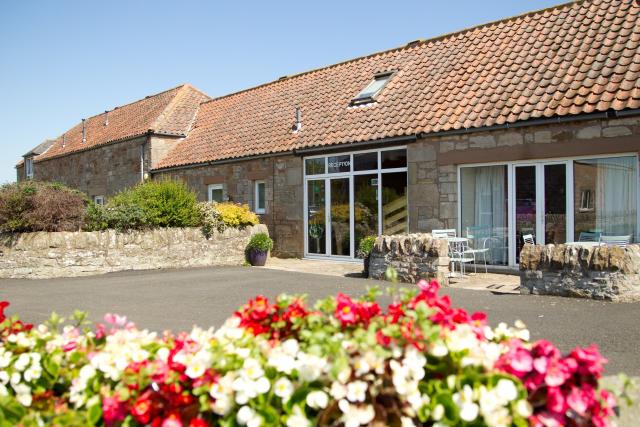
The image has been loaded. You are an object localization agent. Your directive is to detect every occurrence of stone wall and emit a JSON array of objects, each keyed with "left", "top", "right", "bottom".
[
  {"left": 0, "top": 225, "right": 267, "bottom": 279},
  {"left": 154, "top": 155, "right": 304, "bottom": 258},
  {"left": 28, "top": 136, "right": 149, "bottom": 201},
  {"left": 519, "top": 243, "right": 640, "bottom": 302},
  {"left": 368, "top": 234, "right": 450, "bottom": 285}
]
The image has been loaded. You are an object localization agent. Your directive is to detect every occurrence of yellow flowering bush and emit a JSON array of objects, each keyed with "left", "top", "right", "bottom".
[{"left": 215, "top": 202, "right": 259, "bottom": 228}]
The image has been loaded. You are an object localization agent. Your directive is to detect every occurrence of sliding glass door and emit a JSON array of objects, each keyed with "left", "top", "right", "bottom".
[{"left": 460, "top": 155, "right": 638, "bottom": 267}]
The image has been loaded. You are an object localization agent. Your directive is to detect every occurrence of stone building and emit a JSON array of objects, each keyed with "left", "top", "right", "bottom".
[{"left": 17, "top": 0, "right": 640, "bottom": 264}]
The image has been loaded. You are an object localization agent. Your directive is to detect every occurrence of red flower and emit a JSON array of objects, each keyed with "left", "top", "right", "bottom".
[
  {"left": 102, "top": 395, "right": 127, "bottom": 426},
  {"left": 188, "top": 418, "right": 209, "bottom": 427},
  {"left": 131, "top": 392, "right": 153, "bottom": 425}
]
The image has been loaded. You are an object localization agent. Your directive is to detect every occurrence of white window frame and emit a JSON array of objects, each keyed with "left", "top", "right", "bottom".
[
  {"left": 208, "top": 184, "right": 224, "bottom": 203},
  {"left": 457, "top": 152, "right": 640, "bottom": 269},
  {"left": 303, "top": 146, "right": 408, "bottom": 260},
  {"left": 25, "top": 157, "right": 34, "bottom": 179},
  {"left": 254, "top": 181, "right": 266, "bottom": 214},
  {"left": 93, "top": 195, "right": 105, "bottom": 206}
]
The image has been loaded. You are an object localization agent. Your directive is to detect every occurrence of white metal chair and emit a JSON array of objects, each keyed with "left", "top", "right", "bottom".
[
  {"left": 449, "top": 239, "right": 475, "bottom": 277},
  {"left": 522, "top": 234, "right": 535, "bottom": 245},
  {"left": 578, "top": 232, "right": 601, "bottom": 242},
  {"left": 599, "top": 235, "right": 632, "bottom": 248}
]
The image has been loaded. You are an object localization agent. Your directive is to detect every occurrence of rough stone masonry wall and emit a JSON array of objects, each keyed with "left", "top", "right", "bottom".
[
  {"left": 154, "top": 155, "right": 304, "bottom": 258},
  {"left": 520, "top": 243, "right": 640, "bottom": 302},
  {"left": 407, "top": 116, "right": 640, "bottom": 233},
  {"left": 368, "top": 234, "right": 450, "bottom": 285},
  {"left": 0, "top": 225, "right": 267, "bottom": 279}
]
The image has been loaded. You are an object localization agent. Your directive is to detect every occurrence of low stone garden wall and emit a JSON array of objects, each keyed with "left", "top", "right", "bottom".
[
  {"left": 0, "top": 225, "right": 268, "bottom": 279},
  {"left": 368, "top": 234, "right": 450, "bottom": 285},
  {"left": 520, "top": 243, "right": 640, "bottom": 302}
]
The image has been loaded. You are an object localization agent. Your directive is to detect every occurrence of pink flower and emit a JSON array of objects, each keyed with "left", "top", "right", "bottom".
[
  {"left": 544, "top": 359, "right": 572, "bottom": 387},
  {"left": 530, "top": 410, "right": 565, "bottom": 427},
  {"left": 570, "top": 345, "right": 607, "bottom": 377},
  {"left": 335, "top": 293, "right": 358, "bottom": 326},
  {"left": 566, "top": 385, "right": 594, "bottom": 416},
  {"left": 104, "top": 313, "right": 127, "bottom": 327},
  {"left": 546, "top": 387, "right": 567, "bottom": 414},
  {"left": 102, "top": 395, "right": 126, "bottom": 426},
  {"left": 161, "top": 415, "right": 184, "bottom": 427},
  {"left": 62, "top": 341, "right": 77, "bottom": 352}
]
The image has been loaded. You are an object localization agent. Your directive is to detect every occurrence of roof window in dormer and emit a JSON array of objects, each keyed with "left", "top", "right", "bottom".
[{"left": 351, "top": 71, "right": 394, "bottom": 105}]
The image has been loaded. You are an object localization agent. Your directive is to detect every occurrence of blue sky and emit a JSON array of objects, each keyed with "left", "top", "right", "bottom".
[{"left": 0, "top": 0, "right": 562, "bottom": 184}]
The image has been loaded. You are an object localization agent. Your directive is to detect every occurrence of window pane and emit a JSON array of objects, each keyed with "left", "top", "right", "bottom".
[
  {"left": 210, "top": 189, "right": 223, "bottom": 203},
  {"left": 305, "top": 158, "right": 325, "bottom": 175},
  {"left": 544, "top": 164, "right": 566, "bottom": 245},
  {"left": 354, "top": 174, "right": 379, "bottom": 252},
  {"left": 381, "top": 172, "right": 407, "bottom": 235},
  {"left": 257, "top": 182, "right": 265, "bottom": 210},
  {"left": 330, "top": 178, "right": 351, "bottom": 256},
  {"left": 574, "top": 156, "right": 637, "bottom": 241},
  {"left": 328, "top": 155, "right": 350, "bottom": 173},
  {"left": 307, "top": 180, "right": 326, "bottom": 254},
  {"left": 353, "top": 152, "right": 378, "bottom": 171},
  {"left": 354, "top": 75, "right": 390, "bottom": 101},
  {"left": 460, "top": 166, "right": 508, "bottom": 266},
  {"left": 381, "top": 149, "right": 407, "bottom": 169}
]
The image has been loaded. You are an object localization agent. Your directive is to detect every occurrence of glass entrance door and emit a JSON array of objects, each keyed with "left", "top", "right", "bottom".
[
  {"left": 306, "top": 177, "right": 353, "bottom": 257},
  {"left": 513, "top": 163, "right": 568, "bottom": 262}
]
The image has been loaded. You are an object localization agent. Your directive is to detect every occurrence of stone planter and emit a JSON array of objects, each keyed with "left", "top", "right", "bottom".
[{"left": 248, "top": 249, "right": 268, "bottom": 266}]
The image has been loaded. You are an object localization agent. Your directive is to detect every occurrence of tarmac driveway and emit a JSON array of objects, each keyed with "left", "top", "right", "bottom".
[{"left": 1, "top": 266, "right": 639, "bottom": 376}]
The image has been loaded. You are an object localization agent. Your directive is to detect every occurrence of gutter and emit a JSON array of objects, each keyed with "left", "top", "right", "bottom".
[{"left": 150, "top": 108, "right": 640, "bottom": 174}]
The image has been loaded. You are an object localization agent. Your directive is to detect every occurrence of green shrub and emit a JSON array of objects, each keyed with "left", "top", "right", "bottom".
[
  {"left": 215, "top": 202, "right": 259, "bottom": 228},
  {"left": 197, "top": 202, "right": 224, "bottom": 237},
  {"left": 356, "top": 235, "right": 377, "bottom": 258},
  {"left": 108, "top": 180, "right": 200, "bottom": 228},
  {"left": 246, "top": 232, "right": 273, "bottom": 253},
  {"left": 0, "top": 181, "right": 87, "bottom": 232},
  {"left": 84, "top": 204, "right": 149, "bottom": 232}
]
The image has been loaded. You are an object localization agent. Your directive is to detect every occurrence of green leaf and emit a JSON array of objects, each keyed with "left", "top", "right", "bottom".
[{"left": 88, "top": 403, "right": 103, "bottom": 425}]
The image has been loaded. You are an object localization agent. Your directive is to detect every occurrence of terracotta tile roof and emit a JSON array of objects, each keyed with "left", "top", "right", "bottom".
[
  {"left": 157, "top": 0, "right": 640, "bottom": 169},
  {"left": 34, "top": 84, "right": 211, "bottom": 163}
]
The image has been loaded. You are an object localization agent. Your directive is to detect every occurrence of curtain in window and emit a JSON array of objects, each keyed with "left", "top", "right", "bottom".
[
  {"left": 596, "top": 156, "right": 637, "bottom": 237},
  {"left": 472, "top": 166, "right": 507, "bottom": 264}
]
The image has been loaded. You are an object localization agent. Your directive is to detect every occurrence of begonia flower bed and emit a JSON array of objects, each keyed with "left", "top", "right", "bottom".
[{"left": 0, "top": 281, "right": 617, "bottom": 426}]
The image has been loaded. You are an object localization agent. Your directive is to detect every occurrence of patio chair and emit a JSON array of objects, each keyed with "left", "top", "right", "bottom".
[
  {"left": 522, "top": 234, "right": 535, "bottom": 245},
  {"left": 578, "top": 232, "right": 601, "bottom": 242},
  {"left": 432, "top": 229, "right": 456, "bottom": 239},
  {"left": 599, "top": 234, "right": 632, "bottom": 248},
  {"left": 449, "top": 239, "right": 475, "bottom": 277}
]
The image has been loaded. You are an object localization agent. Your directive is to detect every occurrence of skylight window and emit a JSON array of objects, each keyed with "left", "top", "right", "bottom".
[{"left": 351, "top": 72, "right": 394, "bottom": 105}]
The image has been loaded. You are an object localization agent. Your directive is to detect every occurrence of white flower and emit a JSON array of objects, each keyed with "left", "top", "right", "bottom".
[
  {"left": 401, "top": 417, "right": 416, "bottom": 427},
  {"left": 495, "top": 379, "right": 518, "bottom": 402},
  {"left": 346, "top": 380, "right": 368, "bottom": 403},
  {"left": 14, "top": 353, "right": 30, "bottom": 372},
  {"left": 330, "top": 382, "right": 347, "bottom": 400},
  {"left": 432, "top": 404, "right": 445, "bottom": 421},
  {"left": 0, "top": 383, "right": 7, "bottom": 397},
  {"left": 212, "top": 394, "right": 233, "bottom": 416},
  {"left": 13, "top": 383, "right": 32, "bottom": 407},
  {"left": 306, "top": 390, "right": 329, "bottom": 409},
  {"left": 483, "top": 407, "right": 512, "bottom": 427},
  {"left": 0, "top": 371, "right": 8, "bottom": 384},
  {"left": 10, "top": 372, "right": 21, "bottom": 386},
  {"left": 447, "top": 325, "right": 478, "bottom": 353},
  {"left": 353, "top": 357, "right": 370, "bottom": 376},
  {"left": 337, "top": 367, "right": 352, "bottom": 384},
  {"left": 282, "top": 339, "right": 299, "bottom": 356},
  {"left": 338, "top": 400, "right": 375, "bottom": 427},
  {"left": 297, "top": 353, "right": 326, "bottom": 382},
  {"left": 241, "top": 358, "right": 264, "bottom": 380},
  {"left": 0, "top": 350, "right": 12, "bottom": 368},
  {"left": 453, "top": 385, "right": 479, "bottom": 422},
  {"left": 515, "top": 399, "right": 533, "bottom": 418},
  {"left": 23, "top": 365, "right": 42, "bottom": 382},
  {"left": 237, "top": 406, "right": 262, "bottom": 427},
  {"left": 275, "top": 377, "right": 294, "bottom": 402},
  {"left": 429, "top": 341, "right": 448, "bottom": 358},
  {"left": 286, "top": 406, "right": 311, "bottom": 427},
  {"left": 267, "top": 350, "right": 296, "bottom": 375}
]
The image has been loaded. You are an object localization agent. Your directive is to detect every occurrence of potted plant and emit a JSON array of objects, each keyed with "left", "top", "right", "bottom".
[
  {"left": 246, "top": 232, "right": 273, "bottom": 266},
  {"left": 356, "top": 235, "right": 377, "bottom": 277}
]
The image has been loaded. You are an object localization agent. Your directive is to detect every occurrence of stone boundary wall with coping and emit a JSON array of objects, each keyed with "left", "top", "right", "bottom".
[
  {"left": 0, "top": 225, "right": 268, "bottom": 279},
  {"left": 368, "top": 234, "right": 450, "bottom": 285},
  {"left": 520, "top": 243, "right": 640, "bottom": 302}
]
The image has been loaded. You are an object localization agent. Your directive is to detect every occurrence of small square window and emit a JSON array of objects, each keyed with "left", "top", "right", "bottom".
[
  {"left": 305, "top": 158, "right": 325, "bottom": 175},
  {"left": 381, "top": 149, "right": 407, "bottom": 169},
  {"left": 328, "top": 155, "right": 351, "bottom": 173},
  {"left": 353, "top": 152, "right": 378, "bottom": 171},
  {"left": 352, "top": 72, "right": 394, "bottom": 105},
  {"left": 208, "top": 184, "right": 224, "bottom": 203},
  {"left": 93, "top": 195, "right": 105, "bottom": 206},
  {"left": 255, "top": 181, "right": 266, "bottom": 214}
]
